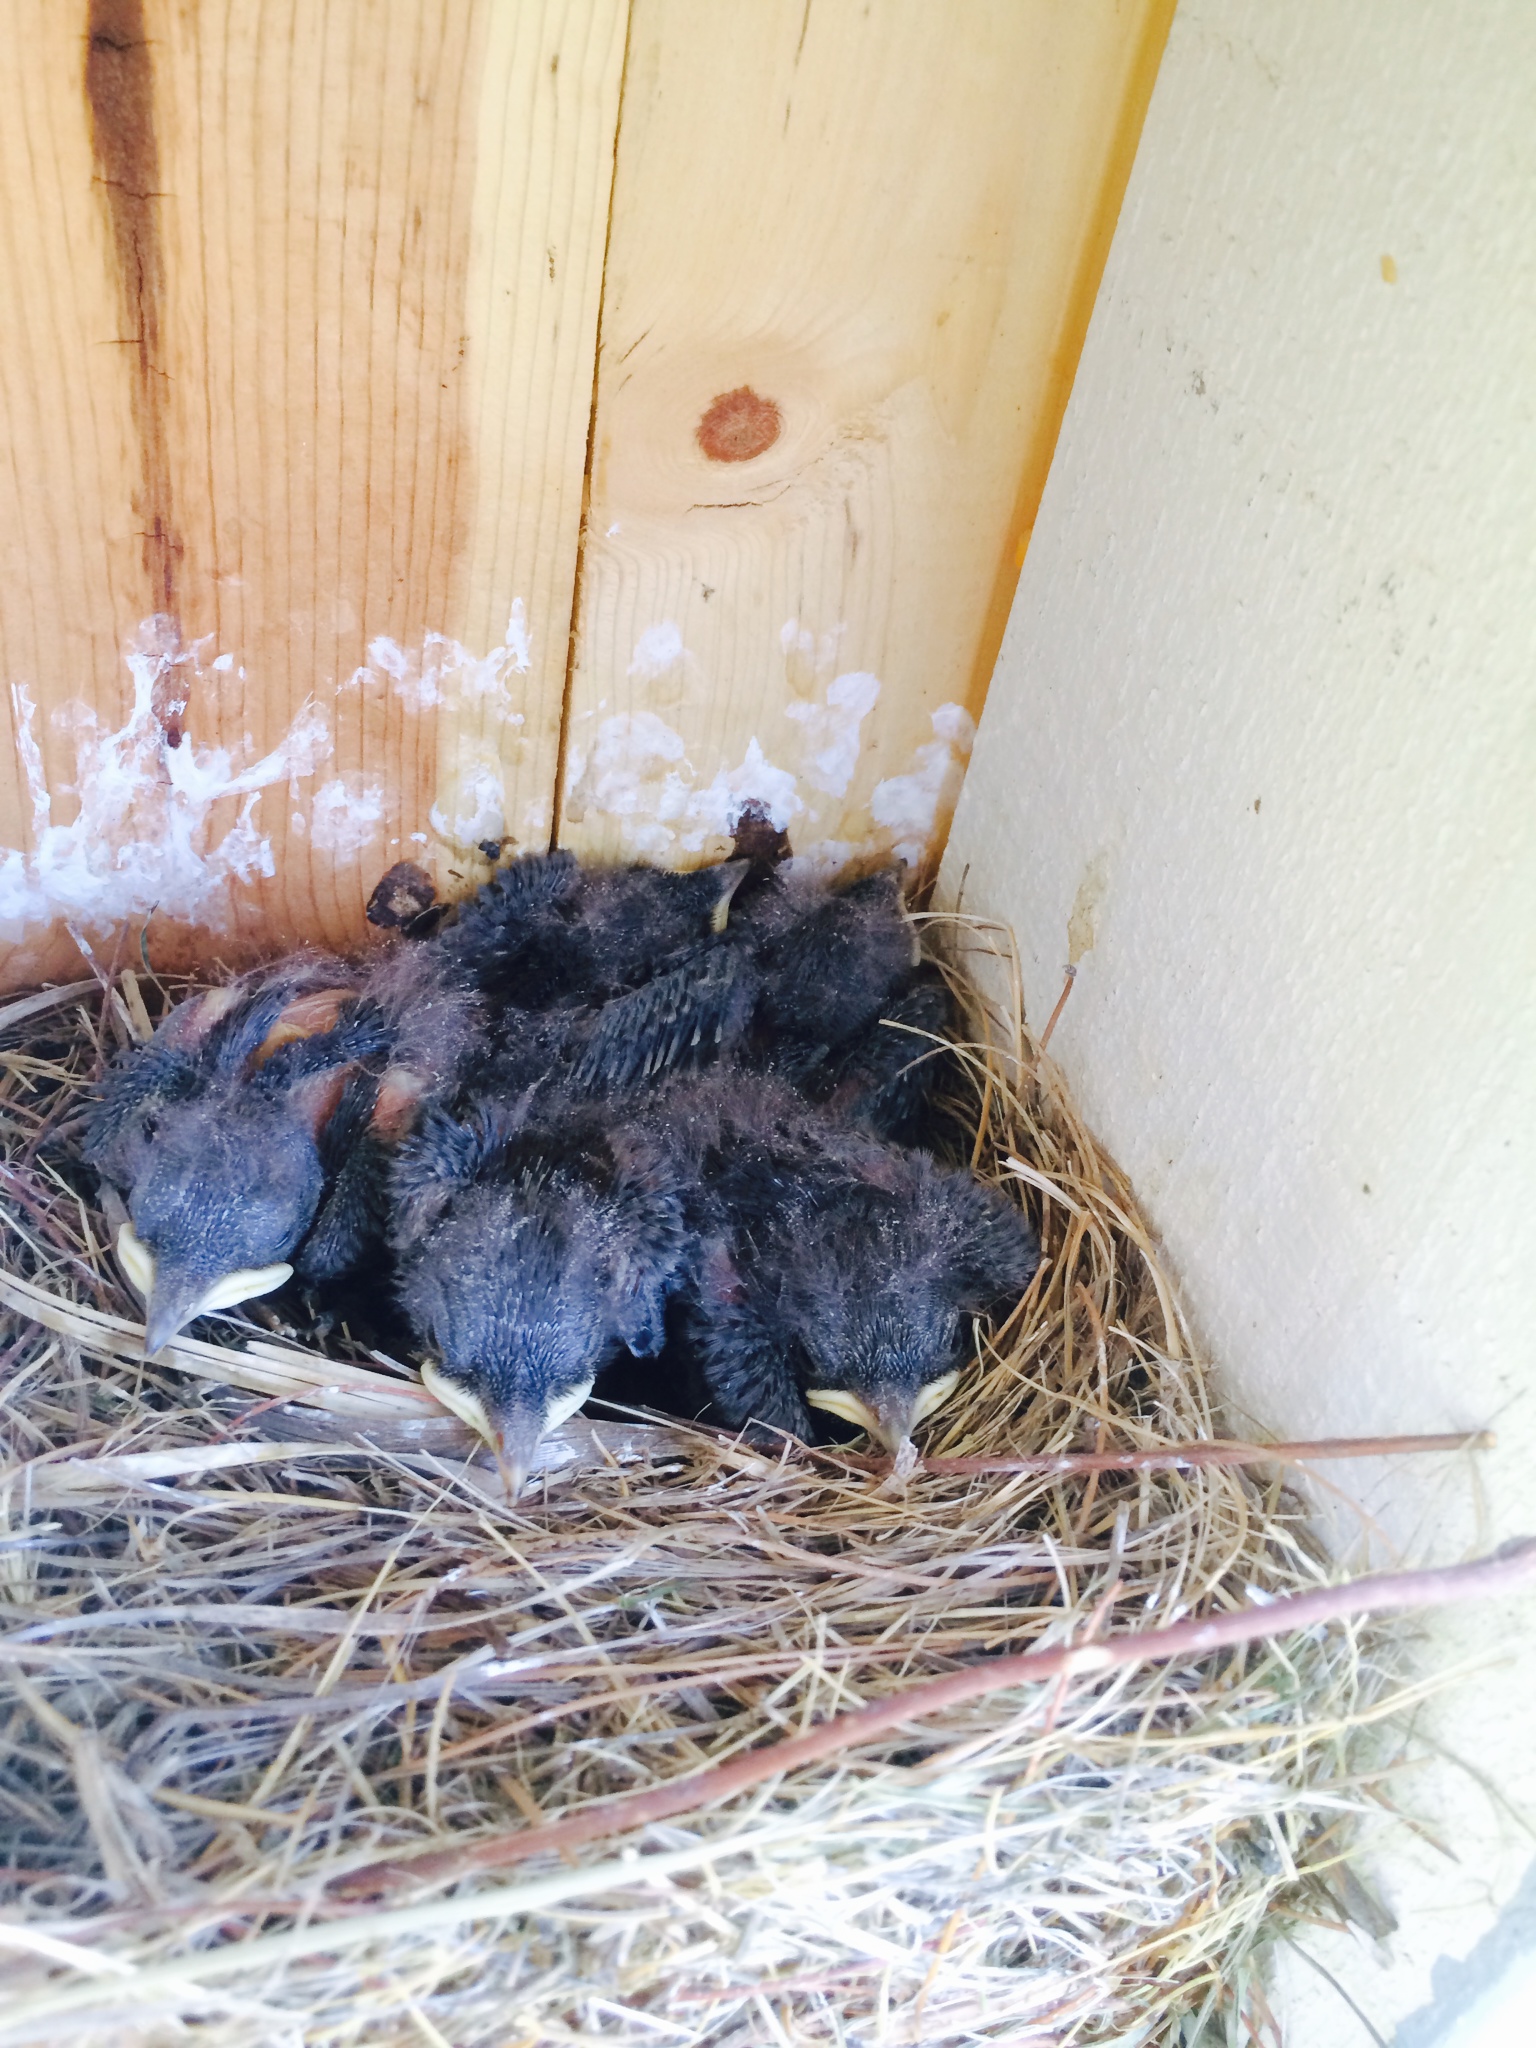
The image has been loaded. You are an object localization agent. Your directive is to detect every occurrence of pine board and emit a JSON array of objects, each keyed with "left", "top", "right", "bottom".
[
  {"left": 0, "top": 0, "right": 626, "bottom": 984},
  {"left": 0, "top": 0, "right": 1171, "bottom": 986},
  {"left": 557, "top": 0, "right": 1173, "bottom": 873}
]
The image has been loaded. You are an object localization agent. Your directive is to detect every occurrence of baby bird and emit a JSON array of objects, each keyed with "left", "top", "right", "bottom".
[
  {"left": 389, "top": 1091, "right": 689, "bottom": 1496},
  {"left": 540, "top": 858, "right": 933, "bottom": 1104},
  {"left": 813, "top": 971, "right": 960, "bottom": 1145},
  {"left": 433, "top": 849, "right": 586, "bottom": 1011},
  {"left": 611, "top": 861, "right": 934, "bottom": 1107},
  {"left": 655, "top": 1076, "right": 1039, "bottom": 1457},
  {"left": 734, "top": 865, "right": 922, "bottom": 1068},
  {"left": 84, "top": 850, "right": 739, "bottom": 1359},
  {"left": 86, "top": 942, "right": 481, "bottom": 1355},
  {"left": 441, "top": 850, "right": 747, "bottom": 1014},
  {"left": 86, "top": 959, "right": 376, "bottom": 1354},
  {"left": 436, "top": 850, "right": 757, "bottom": 1097},
  {"left": 290, "top": 937, "right": 486, "bottom": 1279}
]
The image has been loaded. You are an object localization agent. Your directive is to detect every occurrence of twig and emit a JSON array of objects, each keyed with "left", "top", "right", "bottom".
[
  {"left": 1282, "top": 1938, "right": 1390, "bottom": 2047},
  {"left": 906, "top": 1430, "right": 1495, "bottom": 1478},
  {"left": 0, "top": 1826, "right": 812, "bottom": 2032},
  {"left": 0, "top": 1177, "right": 106, "bottom": 1290},
  {"left": 1037, "top": 965, "right": 1077, "bottom": 1054},
  {"left": 0, "top": 1268, "right": 435, "bottom": 1421},
  {"left": 794, "top": 1429, "right": 1494, "bottom": 1481},
  {"left": 0, "top": 982, "right": 98, "bottom": 1038},
  {"left": 66, "top": 922, "right": 130, "bottom": 1070},
  {"left": 332, "top": 1537, "right": 1536, "bottom": 1901}
]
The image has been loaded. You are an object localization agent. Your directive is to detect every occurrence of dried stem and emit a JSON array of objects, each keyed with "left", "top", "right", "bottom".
[
  {"left": 0, "top": 927, "right": 1501, "bottom": 2046},
  {"left": 902, "top": 1430, "right": 1495, "bottom": 1478},
  {"left": 336, "top": 1540, "right": 1536, "bottom": 1901},
  {"left": 1037, "top": 963, "right": 1078, "bottom": 1053}
]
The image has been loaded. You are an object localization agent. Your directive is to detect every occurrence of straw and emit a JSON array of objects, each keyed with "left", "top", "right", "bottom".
[{"left": 0, "top": 938, "right": 1507, "bottom": 2047}]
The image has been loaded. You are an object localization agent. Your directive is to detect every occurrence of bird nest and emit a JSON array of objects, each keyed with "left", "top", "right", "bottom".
[{"left": 0, "top": 923, "right": 1435, "bottom": 2046}]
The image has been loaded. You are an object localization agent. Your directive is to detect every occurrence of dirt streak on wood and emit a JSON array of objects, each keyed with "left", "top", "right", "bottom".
[
  {"left": 0, "top": 2, "right": 1169, "bottom": 989},
  {"left": 0, "top": 1, "right": 626, "bottom": 989}
]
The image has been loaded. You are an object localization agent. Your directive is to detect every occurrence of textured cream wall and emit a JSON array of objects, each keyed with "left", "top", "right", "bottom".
[{"left": 941, "top": 4, "right": 1536, "bottom": 2042}]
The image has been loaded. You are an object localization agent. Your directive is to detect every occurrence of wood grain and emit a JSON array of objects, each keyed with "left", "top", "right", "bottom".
[
  {"left": 0, "top": 3, "right": 143, "bottom": 981},
  {"left": 0, "top": 0, "right": 1172, "bottom": 988},
  {"left": 558, "top": 0, "right": 1173, "bottom": 874},
  {"left": 0, "top": 0, "right": 626, "bottom": 988}
]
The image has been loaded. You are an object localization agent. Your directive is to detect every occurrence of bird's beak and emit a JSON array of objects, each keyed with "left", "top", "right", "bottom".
[
  {"left": 710, "top": 860, "right": 752, "bottom": 932},
  {"left": 120, "top": 1225, "right": 293, "bottom": 1358},
  {"left": 419, "top": 1364, "right": 593, "bottom": 1501},
  {"left": 910, "top": 1369, "right": 962, "bottom": 1429},
  {"left": 142, "top": 1284, "right": 207, "bottom": 1362},
  {"left": 491, "top": 1379, "right": 594, "bottom": 1499},
  {"left": 116, "top": 1221, "right": 156, "bottom": 1301},
  {"left": 489, "top": 1405, "right": 547, "bottom": 1503},
  {"left": 421, "top": 1359, "right": 497, "bottom": 1452},
  {"left": 805, "top": 1369, "right": 962, "bottom": 1459}
]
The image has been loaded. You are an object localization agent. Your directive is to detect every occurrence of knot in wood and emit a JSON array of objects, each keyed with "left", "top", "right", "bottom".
[{"left": 696, "top": 386, "right": 782, "bottom": 463}]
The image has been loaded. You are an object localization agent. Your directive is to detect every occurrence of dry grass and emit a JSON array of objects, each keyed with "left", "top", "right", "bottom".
[{"left": 0, "top": 926, "right": 1468, "bottom": 2046}]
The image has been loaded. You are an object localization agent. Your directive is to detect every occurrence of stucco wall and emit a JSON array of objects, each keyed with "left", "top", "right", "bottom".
[{"left": 941, "top": 4, "right": 1536, "bottom": 2041}]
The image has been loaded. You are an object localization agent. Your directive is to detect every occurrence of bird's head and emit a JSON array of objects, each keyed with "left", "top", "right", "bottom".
[
  {"left": 87, "top": 965, "right": 382, "bottom": 1358},
  {"left": 419, "top": 1319, "right": 601, "bottom": 1506},
  {"left": 801, "top": 1301, "right": 965, "bottom": 1458},
  {"left": 396, "top": 1109, "right": 687, "bottom": 1498},
  {"left": 406, "top": 1184, "right": 645, "bottom": 1499},
  {"left": 797, "top": 1161, "right": 1041, "bottom": 1460},
  {"left": 119, "top": 1083, "right": 339, "bottom": 1356}
]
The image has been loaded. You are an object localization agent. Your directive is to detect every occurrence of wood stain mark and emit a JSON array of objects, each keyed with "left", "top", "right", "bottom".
[
  {"left": 962, "top": 0, "right": 1178, "bottom": 731},
  {"left": 696, "top": 386, "right": 782, "bottom": 463},
  {"left": 85, "top": 0, "right": 184, "bottom": 635},
  {"left": 793, "top": 0, "right": 812, "bottom": 67},
  {"left": 551, "top": 0, "right": 636, "bottom": 850}
]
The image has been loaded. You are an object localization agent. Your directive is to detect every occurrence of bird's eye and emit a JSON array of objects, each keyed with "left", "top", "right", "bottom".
[{"left": 140, "top": 1114, "right": 159, "bottom": 1143}]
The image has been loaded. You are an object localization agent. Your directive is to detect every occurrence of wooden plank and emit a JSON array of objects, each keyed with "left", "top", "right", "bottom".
[
  {"left": 559, "top": 0, "right": 1173, "bottom": 875},
  {"left": 0, "top": 0, "right": 626, "bottom": 989},
  {"left": 0, "top": 3, "right": 143, "bottom": 985}
]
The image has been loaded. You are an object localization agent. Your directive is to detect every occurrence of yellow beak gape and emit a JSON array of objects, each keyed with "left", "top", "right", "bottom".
[
  {"left": 117, "top": 1222, "right": 294, "bottom": 1324},
  {"left": 420, "top": 1363, "right": 595, "bottom": 1502},
  {"left": 418, "top": 1362, "right": 595, "bottom": 1446},
  {"left": 195, "top": 1263, "right": 294, "bottom": 1312},
  {"left": 911, "top": 1369, "right": 961, "bottom": 1424},
  {"left": 542, "top": 1376, "right": 595, "bottom": 1432},
  {"left": 116, "top": 1221, "right": 156, "bottom": 1299},
  {"left": 805, "top": 1368, "right": 962, "bottom": 1443},
  {"left": 420, "top": 1360, "right": 497, "bottom": 1445},
  {"left": 804, "top": 1387, "right": 880, "bottom": 1433}
]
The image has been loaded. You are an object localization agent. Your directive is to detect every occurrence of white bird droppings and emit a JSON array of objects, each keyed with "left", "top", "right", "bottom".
[
  {"left": 627, "top": 622, "right": 687, "bottom": 681},
  {"left": 785, "top": 671, "right": 882, "bottom": 796},
  {"left": 0, "top": 622, "right": 331, "bottom": 941},
  {"left": 681, "top": 738, "right": 805, "bottom": 847},
  {"left": 354, "top": 610, "right": 535, "bottom": 713},
  {"left": 310, "top": 776, "right": 387, "bottom": 856},
  {"left": 869, "top": 702, "right": 976, "bottom": 864}
]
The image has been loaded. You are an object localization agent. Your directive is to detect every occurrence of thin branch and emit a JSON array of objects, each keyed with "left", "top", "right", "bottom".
[
  {"left": 0, "top": 980, "right": 98, "bottom": 1037},
  {"left": 1037, "top": 964, "right": 1077, "bottom": 1053},
  {"left": 907, "top": 1430, "right": 1495, "bottom": 1478},
  {"left": 793, "top": 1428, "right": 1494, "bottom": 1482},
  {"left": 333, "top": 1536, "right": 1536, "bottom": 1902}
]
